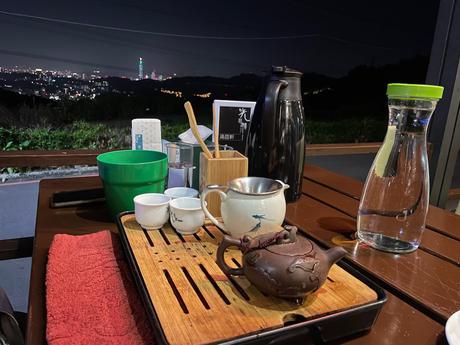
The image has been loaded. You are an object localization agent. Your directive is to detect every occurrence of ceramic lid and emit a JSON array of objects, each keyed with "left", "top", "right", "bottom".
[{"left": 266, "top": 235, "right": 313, "bottom": 256}]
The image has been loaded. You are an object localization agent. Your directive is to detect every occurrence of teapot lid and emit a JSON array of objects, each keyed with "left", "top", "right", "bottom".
[
  {"left": 266, "top": 235, "right": 313, "bottom": 256},
  {"left": 243, "top": 226, "right": 314, "bottom": 256}
]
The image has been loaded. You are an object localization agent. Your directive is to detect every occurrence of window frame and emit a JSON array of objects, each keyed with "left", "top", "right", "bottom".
[{"left": 426, "top": 0, "right": 460, "bottom": 207}]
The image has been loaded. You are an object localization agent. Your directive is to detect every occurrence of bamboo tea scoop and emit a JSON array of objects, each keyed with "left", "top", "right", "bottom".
[
  {"left": 184, "top": 101, "right": 213, "bottom": 159},
  {"left": 212, "top": 103, "right": 221, "bottom": 158}
]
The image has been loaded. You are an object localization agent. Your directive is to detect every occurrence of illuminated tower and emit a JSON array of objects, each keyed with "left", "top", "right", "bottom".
[{"left": 138, "top": 57, "right": 144, "bottom": 80}]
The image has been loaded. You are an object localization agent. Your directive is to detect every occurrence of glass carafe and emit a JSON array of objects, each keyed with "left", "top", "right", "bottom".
[{"left": 357, "top": 83, "right": 443, "bottom": 253}]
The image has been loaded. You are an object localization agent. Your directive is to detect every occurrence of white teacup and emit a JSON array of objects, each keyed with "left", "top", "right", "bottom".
[
  {"left": 164, "top": 187, "right": 199, "bottom": 199},
  {"left": 170, "top": 197, "right": 204, "bottom": 235},
  {"left": 134, "top": 193, "right": 171, "bottom": 229}
]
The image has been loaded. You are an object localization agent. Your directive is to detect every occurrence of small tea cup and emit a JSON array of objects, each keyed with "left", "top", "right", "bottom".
[
  {"left": 134, "top": 193, "right": 171, "bottom": 229},
  {"left": 164, "top": 187, "right": 199, "bottom": 200},
  {"left": 169, "top": 197, "right": 204, "bottom": 235}
]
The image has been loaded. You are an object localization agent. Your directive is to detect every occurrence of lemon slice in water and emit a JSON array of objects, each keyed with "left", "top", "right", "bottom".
[{"left": 375, "top": 125, "right": 397, "bottom": 177}]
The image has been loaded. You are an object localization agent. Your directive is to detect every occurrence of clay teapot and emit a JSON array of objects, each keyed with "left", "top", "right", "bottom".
[{"left": 216, "top": 226, "right": 347, "bottom": 302}]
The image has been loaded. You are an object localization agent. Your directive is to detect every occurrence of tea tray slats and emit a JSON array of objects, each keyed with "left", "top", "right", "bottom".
[{"left": 118, "top": 213, "right": 379, "bottom": 345}]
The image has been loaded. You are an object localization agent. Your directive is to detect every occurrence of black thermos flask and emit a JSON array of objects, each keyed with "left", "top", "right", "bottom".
[{"left": 246, "top": 66, "right": 306, "bottom": 202}]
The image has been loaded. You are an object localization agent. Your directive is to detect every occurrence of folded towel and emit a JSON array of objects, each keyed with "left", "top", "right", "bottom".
[{"left": 46, "top": 231, "right": 155, "bottom": 345}]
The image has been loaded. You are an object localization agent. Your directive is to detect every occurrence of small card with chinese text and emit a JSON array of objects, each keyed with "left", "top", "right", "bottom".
[{"left": 213, "top": 100, "right": 256, "bottom": 154}]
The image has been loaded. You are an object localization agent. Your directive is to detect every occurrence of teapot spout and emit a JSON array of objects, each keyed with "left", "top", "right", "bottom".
[{"left": 326, "top": 246, "right": 347, "bottom": 266}]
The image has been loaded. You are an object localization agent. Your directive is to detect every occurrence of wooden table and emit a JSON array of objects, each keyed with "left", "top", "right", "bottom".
[{"left": 26, "top": 166, "right": 459, "bottom": 344}]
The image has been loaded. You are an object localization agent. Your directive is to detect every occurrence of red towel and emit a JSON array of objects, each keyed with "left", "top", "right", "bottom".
[{"left": 46, "top": 230, "right": 155, "bottom": 345}]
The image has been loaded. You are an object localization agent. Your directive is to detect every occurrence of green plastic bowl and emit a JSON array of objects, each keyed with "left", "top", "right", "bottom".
[{"left": 97, "top": 150, "right": 168, "bottom": 218}]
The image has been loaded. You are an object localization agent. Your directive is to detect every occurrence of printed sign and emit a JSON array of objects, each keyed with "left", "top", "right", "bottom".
[{"left": 213, "top": 100, "right": 256, "bottom": 154}]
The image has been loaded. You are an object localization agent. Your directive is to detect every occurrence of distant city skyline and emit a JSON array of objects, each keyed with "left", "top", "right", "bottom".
[
  {"left": 0, "top": 49, "right": 178, "bottom": 80},
  {"left": 0, "top": 0, "right": 439, "bottom": 78},
  {"left": 0, "top": 62, "right": 178, "bottom": 101},
  {"left": 0, "top": 57, "right": 175, "bottom": 80}
]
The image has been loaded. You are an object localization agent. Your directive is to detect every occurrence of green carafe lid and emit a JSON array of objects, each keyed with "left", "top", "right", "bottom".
[{"left": 387, "top": 83, "right": 444, "bottom": 100}]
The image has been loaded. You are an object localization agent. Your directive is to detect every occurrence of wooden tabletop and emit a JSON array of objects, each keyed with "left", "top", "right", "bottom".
[{"left": 26, "top": 166, "right": 457, "bottom": 344}]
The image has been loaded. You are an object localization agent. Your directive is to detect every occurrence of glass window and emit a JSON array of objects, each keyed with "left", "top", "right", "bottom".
[{"left": 0, "top": 0, "right": 440, "bottom": 183}]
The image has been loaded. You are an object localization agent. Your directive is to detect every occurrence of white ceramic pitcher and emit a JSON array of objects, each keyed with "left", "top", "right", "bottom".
[{"left": 200, "top": 177, "right": 289, "bottom": 237}]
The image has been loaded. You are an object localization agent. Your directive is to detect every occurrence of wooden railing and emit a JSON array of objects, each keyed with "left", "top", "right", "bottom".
[
  {"left": 306, "top": 142, "right": 382, "bottom": 156},
  {"left": 0, "top": 237, "right": 34, "bottom": 261},
  {"left": 449, "top": 188, "right": 460, "bottom": 200},
  {"left": 0, "top": 143, "right": 383, "bottom": 168},
  {"left": 0, "top": 149, "right": 113, "bottom": 168}
]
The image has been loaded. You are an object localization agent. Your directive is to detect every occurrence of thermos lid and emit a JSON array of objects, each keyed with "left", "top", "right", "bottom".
[
  {"left": 387, "top": 83, "right": 444, "bottom": 100},
  {"left": 271, "top": 66, "right": 302, "bottom": 77}
]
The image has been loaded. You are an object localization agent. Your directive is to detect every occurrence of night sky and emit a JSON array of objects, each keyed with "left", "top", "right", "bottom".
[{"left": 0, "top": 0, "right": 439, "bottom": 78}]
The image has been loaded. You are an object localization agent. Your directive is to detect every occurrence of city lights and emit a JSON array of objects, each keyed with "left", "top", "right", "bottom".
[{"left": 0, "top": 58, "right": 176, "bottom": 100}]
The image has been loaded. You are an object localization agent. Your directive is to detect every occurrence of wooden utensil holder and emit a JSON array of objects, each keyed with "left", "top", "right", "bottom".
[{"left": 199, "top": 150, "right": 248, "bottom": 217}]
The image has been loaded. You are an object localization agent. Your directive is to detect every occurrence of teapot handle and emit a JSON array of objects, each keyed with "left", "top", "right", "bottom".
[
  {"left": 200, "top": 185, "right": 228, "bottom": 232},
  {"left": 216, "top": 235, "right": 244, "bottom": 276}
]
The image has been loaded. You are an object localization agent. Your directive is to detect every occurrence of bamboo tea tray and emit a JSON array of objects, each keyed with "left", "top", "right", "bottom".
[{"left": 117, "top": 212, "right": 386, "bottom": 345}]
